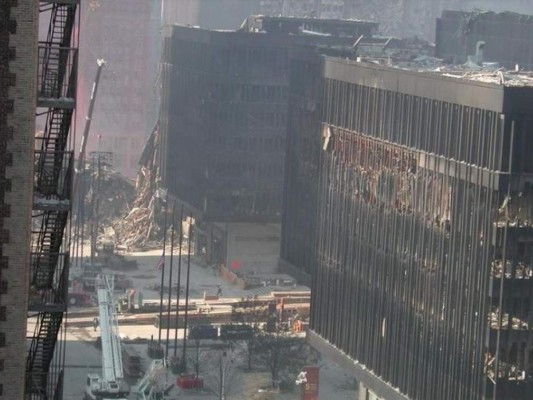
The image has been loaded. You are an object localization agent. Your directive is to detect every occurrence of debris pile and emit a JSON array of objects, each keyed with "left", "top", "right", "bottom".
[
  {"left": 111, "top": 127, "right": 166, "bottom": 251},
  {"left": 438, "top": 69, "right": 533, "bottom": 86},
  {"left": 89, "top": 169, "right": 136, "bottom": 225},
  {"left": 112, "top": 194, "right": 164, "bottom": 250}
]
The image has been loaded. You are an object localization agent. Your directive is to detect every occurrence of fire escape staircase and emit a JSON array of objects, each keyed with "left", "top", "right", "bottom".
[{"left": 26, "top": 1, "right": 78, "bottom": 398}]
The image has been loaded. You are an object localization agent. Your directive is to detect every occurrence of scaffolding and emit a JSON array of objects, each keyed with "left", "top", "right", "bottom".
[{"left": 26, "top": 1, "right": 78, "bottom": 398}]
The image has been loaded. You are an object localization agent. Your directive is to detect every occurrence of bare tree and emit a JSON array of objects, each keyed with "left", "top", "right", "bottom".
[
  {"left": 186, "top": 339, "right": 212, "bottom": 382},
  {"left": 231, "top": 296, "right": 265, "bottom": 370},
  {"left": 205, "top": 349, "right": 241, "bottom": 399},
  {"left": 253, "top": 333, "right": 308, "bottom": 389}
]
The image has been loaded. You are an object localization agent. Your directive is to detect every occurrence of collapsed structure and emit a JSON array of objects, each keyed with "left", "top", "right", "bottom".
[{"left": 281, "top": 52, "right": 533, "bottom": 399}]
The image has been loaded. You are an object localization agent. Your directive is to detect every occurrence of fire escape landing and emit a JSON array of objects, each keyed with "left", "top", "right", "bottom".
[{"left": 26, "top": 1, "right": 78, "bottom": 398}]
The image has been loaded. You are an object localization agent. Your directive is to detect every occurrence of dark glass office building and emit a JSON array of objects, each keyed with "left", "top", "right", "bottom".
[{"left": 281, "top": 55, "right": 533, "bottom": 399}]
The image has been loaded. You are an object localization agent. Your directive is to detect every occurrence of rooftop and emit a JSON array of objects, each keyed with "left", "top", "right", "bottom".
[{"left": 435, "top": 69, "right": 533, "bottom": 86}]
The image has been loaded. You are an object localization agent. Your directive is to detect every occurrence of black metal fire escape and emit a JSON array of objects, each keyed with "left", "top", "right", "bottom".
[{"left": 26, "top": 1, "right": 78, "bottom": 398}]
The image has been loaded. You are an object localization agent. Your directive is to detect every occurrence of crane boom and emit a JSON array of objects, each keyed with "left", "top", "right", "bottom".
[
  {"left": 86, "top": 274, "right": 129, "bottom": 400},
  {"left": 76, "top": 59, "right": 106, "bottom": 174},
  {"left": 96, "top": 274, "right": 124, "bottom": 383}
]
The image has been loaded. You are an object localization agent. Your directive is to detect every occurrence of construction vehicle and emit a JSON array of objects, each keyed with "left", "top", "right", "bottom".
[
  {"left": 97, "top": 241, "right": 138, "bottom": 271},
  {"left": 85, "top": 274, "right": 129, "bottom": 400},
  {"left": 133, "top": 359, "right": 168, "bottom": 400},
  {"left": 122, "top": 346, "right": 143, "bottom": 378},
  {"left": 68, "top": 278, "right": 94, "bottom": 307},
  {"left": 80, "top": 260, "right": 104, "bottom": 291}
]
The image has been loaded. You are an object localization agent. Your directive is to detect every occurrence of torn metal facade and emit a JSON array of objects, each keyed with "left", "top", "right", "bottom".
[{"left": 281, "top": 54, "right": 533, "bottom": 399}]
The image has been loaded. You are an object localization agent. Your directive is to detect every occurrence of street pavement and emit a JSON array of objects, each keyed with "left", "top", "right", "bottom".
[{"left": 56, "top": 247, "right": 354, "bottom": 399}]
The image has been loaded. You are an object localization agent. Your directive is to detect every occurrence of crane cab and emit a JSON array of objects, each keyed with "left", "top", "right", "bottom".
[
  {"left": 85, "top": 373, "right": 100, "bottom": 397},
  {"left": 85, "top": 372, "right": 128, "bottom": 399}
]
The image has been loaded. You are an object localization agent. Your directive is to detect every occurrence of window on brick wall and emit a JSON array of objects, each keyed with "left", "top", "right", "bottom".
[
  {"left": 0, "top": 281, "right": 6, "bottom": 294},
  {"left": 0, "top": 383, "right": 3, "bottom": 395},
  {"left": 0, "top": 359, "right": 4, "bottom": 371},
  {"left": 0, "top": 333, "right": 5, "bottom": 347},
  {"left": 0, "top": 307, "right": 5, "bottom": 321}
]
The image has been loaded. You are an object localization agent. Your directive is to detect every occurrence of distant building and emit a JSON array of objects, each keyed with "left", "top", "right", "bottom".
[
  {"left": 282, "top": 51, "right": 533, "bottom": 399},
  {"left": 349, "top": 0, "right": 533, "bottom": 41},
  {"left": 161, "top": 0, "right": 262, "bottom": 28},
  {"left": 159, "top": 18, "right": 376, "bottom": 272},
  {"left": 161, "top": 1, "right": 533, "bottom": 44},
  {"left": 260, "top": 0, "right": 345, "bottom": 19},
  {"left": 437, "top": 10, "right": 533, "bottom": 69},
  {"left": 78, "top": 0, "right": 158, "bottom": 178}
]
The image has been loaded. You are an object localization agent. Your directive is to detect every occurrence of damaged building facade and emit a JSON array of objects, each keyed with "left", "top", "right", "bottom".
[
  {"left": 345, "top": 0, "right": 533, "bottom": 41},
  {"left": 159, "top": 18, "right": 376, "bottom": 271},
  {"left": 436, "top": 10, "right": 533, "bottom": 70},
  {"left": 161, "top": 1, "right": 533, "bottom": 43},
  {"left": 281, "top": 51, "right": 533, "bottom": 399}
]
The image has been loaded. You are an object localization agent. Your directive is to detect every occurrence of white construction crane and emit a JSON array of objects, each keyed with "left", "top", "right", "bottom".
[{"left": 85, "top": 274, "right": 129, "bottom": 400}]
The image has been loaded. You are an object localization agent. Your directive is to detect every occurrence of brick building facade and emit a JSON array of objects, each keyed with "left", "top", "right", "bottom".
[{"left": 0, "top": 0, "right": 37, "bottom": 398}]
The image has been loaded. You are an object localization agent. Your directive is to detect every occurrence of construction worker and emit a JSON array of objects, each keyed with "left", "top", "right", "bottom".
[
  {"left": 93, "top": 317, "right": 99, "bottom": 332},
  {"left": 216, "top": 285, "right": 222, "bottom": 297}
]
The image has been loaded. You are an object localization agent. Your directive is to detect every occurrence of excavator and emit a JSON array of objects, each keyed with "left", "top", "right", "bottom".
[{"left": 85, "top": 274, "right": 129, "bottom": 400}]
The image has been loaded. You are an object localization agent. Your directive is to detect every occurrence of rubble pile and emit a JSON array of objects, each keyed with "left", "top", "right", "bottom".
[
  {"left": 90, "top": 169, "right": 136, "bottom": 225},
  {"left": 111, "top": 128, "right": 165, "bottom": 251},
  {"left": 112, "top": 190, "right": 165, "bottom": 250}
]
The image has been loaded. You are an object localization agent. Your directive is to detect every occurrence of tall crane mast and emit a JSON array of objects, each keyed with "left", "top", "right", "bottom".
[
  {"left": 73, "top": 59, "right": 105, "bottom": 272},
  {"left": 85, "top": 274, "right": 129, "bottom": 400},
  {"left": 76, "top": 59, "right": 106, "bottom": 176}
]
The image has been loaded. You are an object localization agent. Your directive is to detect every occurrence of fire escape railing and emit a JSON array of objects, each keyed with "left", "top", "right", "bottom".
[{"left": 26, "top": 1, "right": 78, "bottom": 398}]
